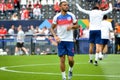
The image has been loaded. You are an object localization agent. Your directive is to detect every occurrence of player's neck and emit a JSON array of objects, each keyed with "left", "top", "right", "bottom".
[{"left": 61, "top": 11, "right": 67, "bottom": 15}]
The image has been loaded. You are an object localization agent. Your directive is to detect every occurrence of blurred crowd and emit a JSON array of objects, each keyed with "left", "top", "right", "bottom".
[{"left": 0, "top": 0, "right": 119, "bottom": 20}]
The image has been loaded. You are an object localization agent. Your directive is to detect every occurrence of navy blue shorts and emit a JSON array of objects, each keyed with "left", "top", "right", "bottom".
[
  {"left": 89, "top": 30, "right": 101, "bottom": 44},
  {"left": 58, "top": 41, "right": 74, "bottom": 57},
  {"left": 100, "top": 39, "right": 109, "bottom": 45}
]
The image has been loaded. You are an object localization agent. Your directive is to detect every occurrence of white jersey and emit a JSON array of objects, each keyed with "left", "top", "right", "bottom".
[
  {"left": 17, "top": 30, "right": 25, "bottom": 42},
  {"left": 52, "top": 12, "right": 77, "bottom": 41},
  {"left": 8, "top": 29, "right": 14, "bottom": 35},
  {"left": 76, "top": 3, "right": 112, "bottom": 30},
  {"left": 8, "top": 28, "right": 15, "bottom": 38},
  {"left": 101, "top": 20, "right": 113, "bottom": 39}
]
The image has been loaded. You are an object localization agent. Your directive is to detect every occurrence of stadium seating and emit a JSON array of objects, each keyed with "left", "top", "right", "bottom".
[{"left": 0, "top": 0, "right": 119, "bottom": 22}]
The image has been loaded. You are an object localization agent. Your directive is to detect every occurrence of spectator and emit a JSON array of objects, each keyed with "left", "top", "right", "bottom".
[
  {"left": 35, "top": 27, "right": 49, "bottom": 40},
  {"left": 27, "top": 0, "right": 33, "bottom": 8},
  {"left": 8, "top": 24, "right": 15, "bottom": 38},
  {"left": 81, "top": 27, "right": 89, "bottom": 38},
  {"left": 28, "top": 25, "right": 35, "bottom": 34},
  {"left": 14, "top": 0, "right": 20, "bottom": 10},
  {"left": 27, "top": 1, "right": 33, "bottom": 19},
  {"left": 33, "top": 5, "right": 42, "bottom": 20},
  {"left": 0, "top": 1, "right": 6, "bottom": 13},
  {"left": 0, "top": 25, "right": 7, "bottom": 39},
  {"left": 115, "top": 22, "right": 120, "bottom": 54},
  {"left": 39, "top": 27, "right": 49, "bottom": 35},
  {"left": 20, "top": 6, "right": 30, "bottom": 20},
  {"left": 54, "top": 2, "right": 60, "bottom": 13},
  {"left": 33, "top": 0, "right": 42, "bottom": 8},
  {"left": 34, "top": 26, "right": 41, "bottom": 34},
  {"left": 79, "top": 26, "right": 83, "bottom": 38},
  {"left": 6, "top": 0, "right": 14, "bottom": 13},
  {"left": 11, "top": 12, "right": 19, "bottom": 20}
]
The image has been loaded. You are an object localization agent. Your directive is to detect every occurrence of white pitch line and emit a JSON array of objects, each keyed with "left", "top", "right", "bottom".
[{"left": 0, "top": 63, "right": 120, "bottom": 78}]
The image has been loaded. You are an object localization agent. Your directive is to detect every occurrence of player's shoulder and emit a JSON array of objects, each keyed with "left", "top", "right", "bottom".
[
  {"left": 54, "top": 13, "right": 61, "bottom": 18},
  {"left": 67, "top": 12, "right": 75, "bottom": 16}
]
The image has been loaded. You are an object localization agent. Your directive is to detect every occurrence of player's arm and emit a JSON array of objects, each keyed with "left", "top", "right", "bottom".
[
  {"left": 102, "top": 3, "right": 113, "bottom": 15},
  {"left": 72, "top": 22, "right": 79, "bottom": 29},
  {"left": 50, "top": 24, "right": 57, "bottom": 38},
  {"left": 67, "top": 22, "right": 79, "bottom": 31},
  {"left": 76, "top": 3, "right": 90, "bottom": 14},
  {"left": 50, "top": 24, "right": 61, "bottom": 43}
]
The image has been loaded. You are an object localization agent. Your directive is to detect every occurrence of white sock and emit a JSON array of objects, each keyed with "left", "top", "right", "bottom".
[
  {"left": 99, "top": 52, "right": 102, "bottom": 55},
  {"left": 26, "top": 52, "right": 29, "bottom": 55},
  {"left": 95, "top": 53, "right": 99, "bottom": 61},
  {"left": 62, "top": 71, "right": 66, "bottom": 79},
  {"left": 15, "top": 53, "right": 17, "bottom": 55},
  {"left": 69, "top": 67, "right": 73, "bottom": 72},
  {"left": 89, "top": 54, "right": 93, "bottom": 60}
]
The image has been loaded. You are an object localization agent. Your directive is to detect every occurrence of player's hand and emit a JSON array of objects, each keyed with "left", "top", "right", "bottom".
[
  {"left": 54, "top": 36, "right": 61, "bottom": 43},
  {"left": 109, "top": 3, "right": 112, "bottom": 7},
  {"left": 67, "top": 26, "right": 72, "bottom": 31}
]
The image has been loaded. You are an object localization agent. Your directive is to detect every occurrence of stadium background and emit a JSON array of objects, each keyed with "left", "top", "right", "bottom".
[{"left": 0, "top": 0, "right": 120, "bottom": 55}]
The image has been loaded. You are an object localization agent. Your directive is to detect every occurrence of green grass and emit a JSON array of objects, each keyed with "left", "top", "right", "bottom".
[{"left": 0, "top": 54, "right": 120, "bottom": 80}]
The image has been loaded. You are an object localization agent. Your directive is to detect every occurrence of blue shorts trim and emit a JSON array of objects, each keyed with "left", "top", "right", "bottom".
[
  {"left": 58, "top": 41, "right": 74, "bottom": 57},
  {"left": 89, "top": 30, "right": 101, "bottom": 44}
]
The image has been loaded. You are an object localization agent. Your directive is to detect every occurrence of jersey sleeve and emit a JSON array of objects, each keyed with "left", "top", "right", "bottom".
[
  {"left": 71, "top": 13, "right": 77, "bottom": 24},
  {"left": 76, "top": 3, "right": 91, "bottom": 14},
  {"left": 52, "top": 15, "right": 58, "bottom": 24}
]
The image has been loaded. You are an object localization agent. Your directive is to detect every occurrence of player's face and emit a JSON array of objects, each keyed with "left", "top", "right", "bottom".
[{"left": 60, "top": 2, "right": 69, "bottom": 12}]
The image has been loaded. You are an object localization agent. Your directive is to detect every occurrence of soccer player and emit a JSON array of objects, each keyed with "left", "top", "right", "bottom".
[
  {"left": 76, "top": 3, "right": 112, "bottom": 66},
  {"left": 99, "top": 15, "right": 113, "bottom": 59},
  {"left": 15, "top": 25, "right": 29, "bottom": 56},
  {"left": 50, "top": 1, "right": 79, "bottom": 80}
]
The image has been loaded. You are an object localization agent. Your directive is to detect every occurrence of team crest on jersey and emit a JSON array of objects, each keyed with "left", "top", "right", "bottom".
[{"left": 67, "top": 17, "right": 72, "bottom": 21}]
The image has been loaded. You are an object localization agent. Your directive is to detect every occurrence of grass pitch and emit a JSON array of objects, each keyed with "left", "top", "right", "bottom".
[{"left": 0, "top": 54, "right": 120, "bottom": 80}]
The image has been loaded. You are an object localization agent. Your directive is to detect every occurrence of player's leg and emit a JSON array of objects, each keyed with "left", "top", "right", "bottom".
[
  {"left": 95, "top": 43, "right": 101, "bottom": 66},
  {"left": 60, "top": 55, "right": 66, "bottom": 80},
  {"left": 58, "top": 41, "right": 67, "bottom": 80},
  {"left": 89, "top": 43, "right": 94, "bottom": 63},
  {"left": 89, "top": 31, "right": 95, "bottom": 64},
  {"left": 67, "top": 56, "right": 74, "bottom": 80},
  {"left": 94, "top": 30, "right": 102, "bottom": 66},
  {"left": 21, "top": 47, "right": 29, "bottom": 55},
  {"left": 102, "top": 44, "right": 108, "bottom": 57},
  {"left": 21, "top": 43, "right": 29, "bottom": 55},
  {"left": 15, "top": 47, "right": 19, "bottom": 55},
  {"left": 66, "top": 42, "right": 74, "bottom": 80},
  {"left": 98, "top": 43, "right": 104, "bottom": 60},
  {"left": 15, "top": 42, "right": 20, "bottom": 55}
]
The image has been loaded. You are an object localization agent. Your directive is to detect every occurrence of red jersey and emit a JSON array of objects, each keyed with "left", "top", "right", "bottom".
[
  {"left": 0, "top": 28, "right": 7, "bottom": 38},
  {"left": 6, "top": 3, "right": 14, "bottom": 10},
  {"left": 0, "top": 3, "right": 6, "bottom": 12}
]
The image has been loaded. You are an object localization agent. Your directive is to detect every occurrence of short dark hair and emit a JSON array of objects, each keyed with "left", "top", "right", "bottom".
[
  {"left": 92, "top": 6, "right": 99, "bottom": 10},
  {"left": 103, "top": 15, "right": 107, "bottom": 20},
  {"left": 59, "top": 1, "right": 67, "bottom": 6}
]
